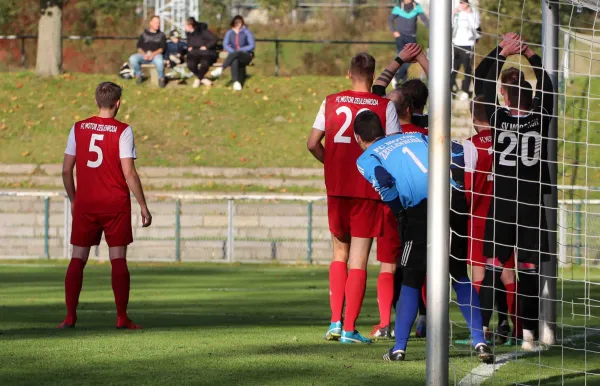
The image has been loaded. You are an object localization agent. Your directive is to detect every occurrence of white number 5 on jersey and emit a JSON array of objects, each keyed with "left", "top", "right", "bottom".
[{"left": 87, "top": 134, "right": 104, "bottom": 168}]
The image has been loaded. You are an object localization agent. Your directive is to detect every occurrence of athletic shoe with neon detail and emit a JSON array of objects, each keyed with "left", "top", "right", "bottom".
[
  {"left": 383, "top": 348, "right": 405, "bottom": 361},
  {"left": 323, "top": 321, "right": 342, "bottom": 341},
  {"left": 116, "top": 317, "right": 142, "bottom": 330},
  {"left": 370, "top": 324, "right": 393, "bottom": 339},
  {"left": 340, "top": 330, "right": 372, "bottom": 344}
]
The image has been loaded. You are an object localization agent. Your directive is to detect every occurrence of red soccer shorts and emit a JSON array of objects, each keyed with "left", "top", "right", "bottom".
[
  {"left": 71, "top": 211, "right": 133, "bottom": 247},
  {"left": 327, "top": 196, "right": 384, "bottom": 239},
  {"left": 467, "top": 218, "right": 487, "bottom": 267},
  {"left": 377, "top": 206, "right": 401, "bottom": 264}
]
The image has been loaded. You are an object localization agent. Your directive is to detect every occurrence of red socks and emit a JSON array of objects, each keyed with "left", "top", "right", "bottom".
[
  {"left": 64, "top": 258, "right": 86, "bottom": 325},
  {"left": 504, "top": 281, "right": 521, "bottom": 338},
  {"left": 377, "top": 272, "right": 394, "bottom": 327},
  {"left": 110, "top": 258, "right": 130, "bottom": 319},
  {"left": 343, "top": 269, "right": 367, "bottom": 332},
  {"left": 329, "top": 261, "right": 347, "bottom": 322}
]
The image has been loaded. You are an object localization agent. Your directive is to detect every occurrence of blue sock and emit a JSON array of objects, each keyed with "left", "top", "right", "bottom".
[
  {"left": 453, "top": 277, "right": 486, "bottom": 347},
  {"left": 393, "top": 285, "right": 420, "bottom": 351}
]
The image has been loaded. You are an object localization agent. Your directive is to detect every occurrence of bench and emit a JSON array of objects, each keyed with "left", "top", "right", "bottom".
[{"left": 141, "top": 64, "right": 160, "bottom": 87}]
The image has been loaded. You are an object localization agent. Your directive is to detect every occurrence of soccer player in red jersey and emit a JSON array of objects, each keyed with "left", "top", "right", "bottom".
[
  {"left": 307, "top": 53, "right": 400, "bottom": 343},
  {"left": 58, "top": 82, "right": 152, "bottom": 330},
  {"left": 464, "top": 95, "right": 517, "bottom": 342}
]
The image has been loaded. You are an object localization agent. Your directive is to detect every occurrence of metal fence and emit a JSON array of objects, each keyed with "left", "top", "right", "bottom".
[
  {"left": 2, "top": 190, "right": 600, "bottom": 266},
  {"left": 0, "top": 35, "right": 395, "bottom": 76}
]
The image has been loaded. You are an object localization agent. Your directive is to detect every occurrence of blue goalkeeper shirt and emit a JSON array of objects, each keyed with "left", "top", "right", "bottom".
[{"left": 357, "top": 133, "right": 430, "bottom": 213}]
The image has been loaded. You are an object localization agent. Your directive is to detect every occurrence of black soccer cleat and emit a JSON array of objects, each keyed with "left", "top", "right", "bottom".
[
  {"left": 383, "top": 348, "right": 406, "bottom": 361},
  {"left": 475, "top": 343, "right": 494, "bottom": 364},
  {"left": 495, "top": 322, "right": 511, "bottom": 344}
]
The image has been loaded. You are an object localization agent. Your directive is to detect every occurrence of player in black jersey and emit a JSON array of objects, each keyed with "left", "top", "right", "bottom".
[{"left": 476, "top": 34, "right": 554, "bottom": 351}]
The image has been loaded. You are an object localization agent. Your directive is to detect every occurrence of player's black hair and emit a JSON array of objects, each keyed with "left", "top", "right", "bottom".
[
  {"left": 505, "top": 78, "right": 533, "bottom": 110},
  {"left": 95, "top": 82, "right": 122, "bottom": 109},
  {"left": 350, "top": 52, "right": 376, "bottom": 80},
  {"left": 354, "top": 110, "right": 385, "bottom": 143},
  {"left": 231, "top": 15, "right": 245, "bottom": 27},
  {"left": 399, "top": 79, "right": 428, "bottom": 111},
  {"left": 470, "top": 94, "right": 488, "bottom": 123}
]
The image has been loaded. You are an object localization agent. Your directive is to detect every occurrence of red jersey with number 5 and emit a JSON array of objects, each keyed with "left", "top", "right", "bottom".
[
  {"left": 65, "top": 116, "right": 136, "bottom": 214},
  {"left": 312, "top": 90, "right": 399, "bottom": 198},
  {"left": 464, "top": 129, "right": 493, "bottom": 221}
]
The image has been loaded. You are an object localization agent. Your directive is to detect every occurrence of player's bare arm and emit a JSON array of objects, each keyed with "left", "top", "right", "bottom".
[
  {"left": 62, "top": 154, "right": 76, "bottom": 212},
  {"left": 415, "top": 48, "right": 429, "bottom": 76},
  {"left": 307, "top": 128, "right": 325, "bottom": 164},
  {"left": 121, "top": 158, "right": 152, "bottom": 227}
]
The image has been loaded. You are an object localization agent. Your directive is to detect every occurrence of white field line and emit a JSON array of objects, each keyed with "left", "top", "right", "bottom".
[{"left": 458, "top": 331, "right": 599, "bottom": 386}]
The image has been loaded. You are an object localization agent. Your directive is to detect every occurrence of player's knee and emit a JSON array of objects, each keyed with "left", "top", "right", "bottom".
[
  {"left": 402, "top": 268, "right": 426, "bottom": 289},
  {"left": 380, "top": 262, "right": 396, "bottom": 274}
]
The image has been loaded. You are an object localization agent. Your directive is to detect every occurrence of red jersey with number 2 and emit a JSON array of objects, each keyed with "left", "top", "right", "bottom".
[
  {"left": 322, "top": 90, "right": 396, "bottom": 199},
  {"left": 72, "top": 117, "right": 132, "bottom": 214}
]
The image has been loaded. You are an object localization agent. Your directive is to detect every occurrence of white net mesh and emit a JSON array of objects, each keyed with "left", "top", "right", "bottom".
[{"left": 449, "top": 0, "right": 600, "bottom": 383}]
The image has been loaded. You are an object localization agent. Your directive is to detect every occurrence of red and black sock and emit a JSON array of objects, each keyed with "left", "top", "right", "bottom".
[
  {"left": 64, "top": 258, "right": 86, "bottom": 325},
  {"left": 110, "top": 258, "right": 130, "bottom": 320},
  {"left": 343, "top": 269, "right": 367, "bottom": 332},
  {"left": 329, "top": 261, "right": 347, "bottom": 323},
  {"left": 377, "top": 272, "right": 394, "bottom": 327}
]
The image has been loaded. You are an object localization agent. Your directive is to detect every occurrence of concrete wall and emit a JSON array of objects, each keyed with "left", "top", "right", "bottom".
[{"left": 0, "top": 196, "right": 383, "bottom": 265}]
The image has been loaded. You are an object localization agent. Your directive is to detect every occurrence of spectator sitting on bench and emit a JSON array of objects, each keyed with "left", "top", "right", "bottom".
[
  {"left": 129, "top": 15, "right": 168, "bottom": 88},
  {"left": 211, "top": 15, "right": 255, "bottom": 91},
  {"left": 185, "top": 17, "right": 219, "bottom": 88},
  {"left": 165, "top": 30, "right": 187, "bottom": 68}
]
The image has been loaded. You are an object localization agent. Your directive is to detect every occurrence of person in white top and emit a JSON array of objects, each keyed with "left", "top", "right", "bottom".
[{"left": 451, "top": 0, "right": 481, "bottom": 100}]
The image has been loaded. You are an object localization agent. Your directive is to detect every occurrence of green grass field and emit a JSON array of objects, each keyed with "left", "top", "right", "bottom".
[{"left": 1, "top": 261, "right": 598, "bottom": 385}]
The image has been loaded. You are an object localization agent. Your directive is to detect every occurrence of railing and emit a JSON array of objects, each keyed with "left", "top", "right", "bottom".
[
  {"left": 0, "top": 35, "right": 395, "bottom": 76},
  {"left": 2, "top": 189, "right": 600, "bottom": 265}
]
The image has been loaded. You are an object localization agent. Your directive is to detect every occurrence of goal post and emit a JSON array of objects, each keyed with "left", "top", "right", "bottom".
[{"left": 539, "top": 0, "right": 559, "bottom": 347}]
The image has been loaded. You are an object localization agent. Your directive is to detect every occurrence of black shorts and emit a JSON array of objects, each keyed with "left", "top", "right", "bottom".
[
  {"left": 397, "top": 193, "right": 468, "bottom": 281},
  {"left": 483, "top": 196, "right": 550, "bottom": 265}
]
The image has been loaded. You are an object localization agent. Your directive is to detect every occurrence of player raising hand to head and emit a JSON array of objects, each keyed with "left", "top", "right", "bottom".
[{"left": 59, "top": 82, "right": 151, "bottom": 330}]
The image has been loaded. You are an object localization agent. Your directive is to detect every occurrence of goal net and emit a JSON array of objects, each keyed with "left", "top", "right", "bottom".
[{"left": 448, "top": 0, "right": 600, "bottom": 383}]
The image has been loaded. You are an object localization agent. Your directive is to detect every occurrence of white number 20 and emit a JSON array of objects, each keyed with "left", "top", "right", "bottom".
[
  {"left": 334, "top": 106, "right": 369, "bottom": 143},
  {"left": 498, "top": 131, "right": 541, "bottom": 167},
  {"left": 87, "top": 134, "right": 104, "bottom": 168}
]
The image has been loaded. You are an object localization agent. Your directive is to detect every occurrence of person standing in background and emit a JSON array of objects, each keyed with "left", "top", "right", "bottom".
[
  {"left": 388, "top": 0, "right": 429, "bottom": 87},
  {"left": 210, "top": 15, "right": 255, "bottom": 91},
  {"left": 451, "top": 0, "right": 481, "bottom": 100}
]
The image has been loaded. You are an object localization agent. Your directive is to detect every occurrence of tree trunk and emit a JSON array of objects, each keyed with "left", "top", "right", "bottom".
[{"left": 36, "top": 1, "right": 63, "bottom": 77}]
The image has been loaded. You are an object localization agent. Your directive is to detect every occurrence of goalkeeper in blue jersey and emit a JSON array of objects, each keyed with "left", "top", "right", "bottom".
[{"left": 354, "top": 110, "right": 493, "bottom": 363}]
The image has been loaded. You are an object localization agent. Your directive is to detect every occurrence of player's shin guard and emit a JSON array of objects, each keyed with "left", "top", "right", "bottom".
[
  {"left": 453, "top": 278, "right": 486, "bottom": 347},
  {"left": 329, "top": 261, "right": 347, "bottom": 323},
  {"left": 393, "top": 285, "right": 420, "bottom": 351},
  {"left": 110, "top": 258, "right": 130, "bottom": 319},
  {"left": 504, "top": 281, "right": 521, "bottom": 338},
  {"left": 518, "top": 268, "right": 539, "bottom": 335},
  {"left": 64, "top": 258, "right": 86, "bottom": 325},
  {"left": 377, "top": 272, "right": 394, "bottom": 327},
  {"left": 343, "top": 269, "right": 367, "bottom": 331},
  {"left": 494, "top": 269, "right": 508, "bottom": 325},
  {"left": 478, "top": 267, "right": 496, "bottom": 329}
]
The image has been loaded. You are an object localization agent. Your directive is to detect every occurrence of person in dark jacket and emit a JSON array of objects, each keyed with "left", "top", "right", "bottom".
[
  {"left": 211, "top": 15, "right": 255, "bottom": 91},
  {"left": 129, "top": 15, "right": 168, "bottom": 87},
  {"left": 185, "top": 17, "right": 219, "bottom": 88},
  {"left": 388, "top": 0, "right": 429, "bottom": 86}
]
